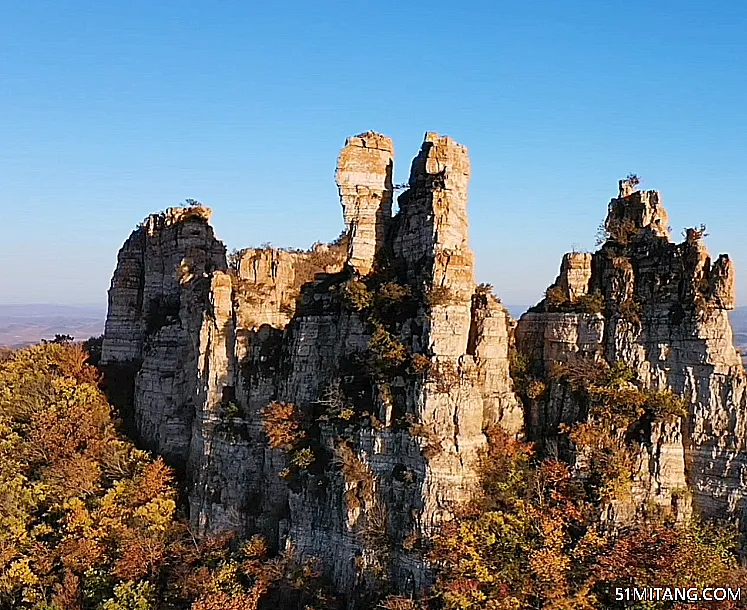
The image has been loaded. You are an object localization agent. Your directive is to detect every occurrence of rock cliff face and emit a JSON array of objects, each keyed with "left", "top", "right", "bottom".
[
  {"left": 336, "top": 131, "right": 394, "bottom": 276},
  {"left": 100, "top": 206, "right": 227, "bottom": 468},
  {"left": 101, "top": 132, "right": 521, "bottom": 601},
  {"left": 515, "top": 178, "right": 747, "bottom": 524}
]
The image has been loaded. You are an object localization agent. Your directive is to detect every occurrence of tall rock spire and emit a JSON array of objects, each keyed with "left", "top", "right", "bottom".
[
  {"left": 335, "top": 131, "right": 394, "bottom": 275},
  {"left": 100, "top": 131, "right": 521, "bottom": 601}
]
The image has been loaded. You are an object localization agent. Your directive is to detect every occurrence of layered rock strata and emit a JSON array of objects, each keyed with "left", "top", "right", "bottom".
[
  {"left": 102, "top": 151, "right": 747, "bottom": 600},
  {"left": 515, "top": 180, "right": 747, "bottom": 522},
  {"left": 101, "top": 132, "right": 522, "bottom": 601},
  {"left": 336, "top": 131, "right": 394, "bottom": 276},
  {"left": 100, "top": 206, "right": 227, "bottom": 467}
]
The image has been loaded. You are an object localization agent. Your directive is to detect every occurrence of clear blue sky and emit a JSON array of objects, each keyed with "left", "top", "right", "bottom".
[{"left": 2, "top": 0, "right": 746, "bottom": 309}]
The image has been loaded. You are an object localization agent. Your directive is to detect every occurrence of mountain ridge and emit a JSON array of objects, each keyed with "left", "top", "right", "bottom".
[{"left": 0, "top": 304, "right": 105, "bottom": 347}]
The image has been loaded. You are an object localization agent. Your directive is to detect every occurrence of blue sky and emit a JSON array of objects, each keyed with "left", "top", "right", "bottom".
[{"left": 1, "top": 0, "right": 746, "bottom": 308}]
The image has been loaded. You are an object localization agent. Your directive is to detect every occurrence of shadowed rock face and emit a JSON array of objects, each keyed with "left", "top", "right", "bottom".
[
  {"left": 101, "top": 132, "right": 521, "bottom": 601},
  {"left": 515, "top": 183, "right": 746, "bottom": 527}
]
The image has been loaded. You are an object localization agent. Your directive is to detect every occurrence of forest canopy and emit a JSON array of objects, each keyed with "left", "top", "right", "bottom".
[{"left": 0, "top": 343, "right": 338, "bottom": 610}]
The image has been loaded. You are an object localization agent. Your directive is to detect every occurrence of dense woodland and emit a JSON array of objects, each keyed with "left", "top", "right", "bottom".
[{"left": 1, "top": 341, "right": 746, "bottom": 609}]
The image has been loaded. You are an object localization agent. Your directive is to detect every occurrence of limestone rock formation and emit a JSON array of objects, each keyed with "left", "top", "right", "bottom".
[
  {"left": 515, "top": 182, "right": 747, "bottom": 524},
  {"left": 336, "top": 131, "right": 394, "bottom": 276},
  {"left": 101, "top": 205, "right": 227, "bottom": 467},
  {"left": 101, "top": 142, "right": 747, "bottom": 602},
  {"left": 608, "top": 183, "right": 670, "bottom": 240},
  {"left": 101, "top": 132, "right": 521, "bottom": 601},
  {"left": 552, "top": 252, "right": 593, "bottom": 302}
]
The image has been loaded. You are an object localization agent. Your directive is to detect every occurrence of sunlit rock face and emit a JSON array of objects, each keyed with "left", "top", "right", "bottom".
[
  {"left": 336, "top": 131, "right": 394, "bottom": 277},
  {"left": 101, "top": 132, "right": 521, "bottom": 600},
  {"left": 515, "top": 181, "right": 746, "bottom": 526}
]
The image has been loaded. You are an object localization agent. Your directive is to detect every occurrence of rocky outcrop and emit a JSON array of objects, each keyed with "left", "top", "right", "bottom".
[
  {"left": 608, "top": 178, "right": 670, "bottom": 240},
  {"left": 552, "top": 252, "right": 593, "bottom": 301},
  {"left": 101, "top": 206, "right": 227, "bottom": 468},
  {"left": 233, "top": 244, "right": 345, "bottom": 335},
  {"left": 515, "top": 182, "right": 747, "bottom": 523},
  {"left": 101, "top": 132, "right": 521, "bottom": 602}
]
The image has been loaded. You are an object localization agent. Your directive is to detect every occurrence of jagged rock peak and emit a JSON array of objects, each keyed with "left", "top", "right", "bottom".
[
  {"left": 101, "top": 129, "right": 525, "bottom": 602},
  {"left": 335, "top": 131, "right": 394, "bottom": 275},
  {"left": 389, "top": 132, "right": 474, "bottom": 297},
  {"left": 710, "top": 253, "right": 736, "bottom": 310},
  {"left": 408, "top": 132, "right": 470, "bottom": 190},
  {"left": 606, "top": 179, "right": 670, "bottom": 241},
  {"left": 602, "top": 178, "right": 735, "bottom": 312},
  {"left": 516, "top": 178, "right": 744, "bottom": 529},
  {"left": 142, "top": 205, "right": 214, "bottom": 234}
]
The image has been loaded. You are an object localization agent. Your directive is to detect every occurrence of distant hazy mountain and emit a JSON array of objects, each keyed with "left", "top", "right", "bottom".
[
  {"left": 0, "top": 304, "right": 105, "bottom": 348},
  {"left": 731, "top": 306, "right": 747, "bottom": 329},
  {"left": 731, "top": 307, "right": 747, "bottom": 362},
  {"left": 506, "top": 305, "right": 531, "bottom": 319}
]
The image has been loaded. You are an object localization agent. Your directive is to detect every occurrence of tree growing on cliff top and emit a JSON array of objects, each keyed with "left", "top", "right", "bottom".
[{"left": 624, "top": 173, "right": 641, "bottom": 189}]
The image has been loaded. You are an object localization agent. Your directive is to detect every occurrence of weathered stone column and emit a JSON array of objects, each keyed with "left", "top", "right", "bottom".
[
  {"left": 553, "top": 252, "right": 593, "bottom": 301},
  {"left": 335, "top": 131, "right": 394, "bottom": 276},
  {"left": 605, "top": 187, "right": 670, "bottom": 240}
]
